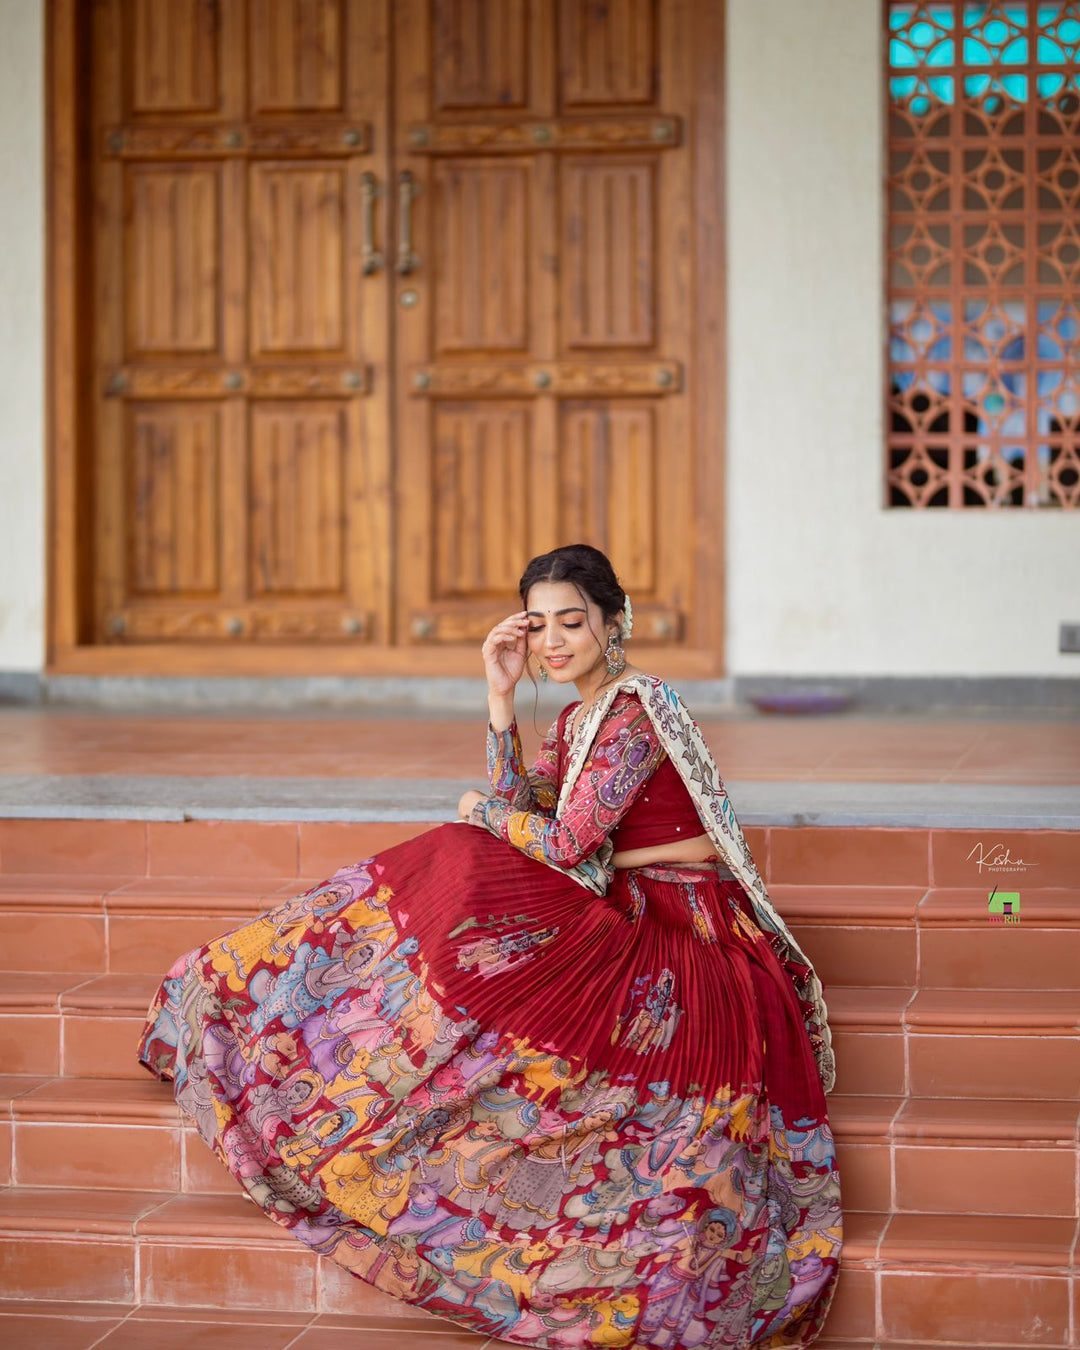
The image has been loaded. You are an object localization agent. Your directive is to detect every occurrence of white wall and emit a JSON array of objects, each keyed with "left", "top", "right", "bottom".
[
  {"left": 0, "top": 0, "right": 44, "bottom": 673},
  {"left": 0, "top": 0, "right": 1074, "bottom": 679},
  {"left": 725, "top": 0, "right": 1079, "bottom": 676}
]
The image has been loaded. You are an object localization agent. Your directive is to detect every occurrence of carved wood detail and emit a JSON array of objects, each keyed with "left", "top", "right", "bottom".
[
  {"left": 407, "top": 362, "right": 681, "bottom": 396},
  {"left": 105, "top": 608, "right": 373, "bottom": 641},
  {"left": 103, "top": 123, "right": 371, "bottom": 158},
  {"left": 103, "top": 366, "right": 370, "bottom": 398},
  {"left": 406, "top": 116, "right": 680, "bottom": 154}
]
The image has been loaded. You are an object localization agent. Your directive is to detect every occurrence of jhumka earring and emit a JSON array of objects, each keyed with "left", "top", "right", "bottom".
[
  {"left": 537, "top": 656, "right": 548, "bottom": 682},
  {"left": 605, "top": 630, "right": 626, "bottom": 675}
]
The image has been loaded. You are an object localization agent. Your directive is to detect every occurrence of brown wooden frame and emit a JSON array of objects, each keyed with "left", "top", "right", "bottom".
[
  {"left": 46, "top": 0, "right": 84, "bottom": 665},
  {"left": 46, "top": 0, "right": 728, "bottom": 679}
]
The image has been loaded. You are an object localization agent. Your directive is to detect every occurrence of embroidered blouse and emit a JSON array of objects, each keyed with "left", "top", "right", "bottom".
[{"left": 468, "top": 689, "right": 706, "bottom": 871}]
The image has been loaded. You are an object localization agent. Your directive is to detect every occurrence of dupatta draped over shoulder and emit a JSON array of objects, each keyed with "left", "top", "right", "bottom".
[{"left": 541, "top": 671, "right": 836, "bottom": 1096}]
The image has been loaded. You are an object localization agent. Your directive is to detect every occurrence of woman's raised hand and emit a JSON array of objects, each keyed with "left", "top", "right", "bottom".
[{"left": 481, "top": 610, "right": 530, "bottom": 696}]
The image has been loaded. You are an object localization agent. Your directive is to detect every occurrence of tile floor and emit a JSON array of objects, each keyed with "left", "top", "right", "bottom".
[
  {"left": 0, "top": 1300, "right": 1054, "bottom": 1349},
  {"left": 0, "top": 708, "right": 1076, "bottom": 783},
  {"left": 0, "top": 1300, "right": 496, "bottom": 1349}
]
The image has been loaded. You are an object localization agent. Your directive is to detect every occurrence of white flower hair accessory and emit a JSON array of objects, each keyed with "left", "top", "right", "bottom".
[{"left": 620, "top": 595, "right": 633, "bottom": 639}]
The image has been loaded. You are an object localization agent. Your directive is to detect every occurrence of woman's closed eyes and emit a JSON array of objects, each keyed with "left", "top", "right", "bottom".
[{"left": 528, "top": 623, "right": 582, "bottom": 633}]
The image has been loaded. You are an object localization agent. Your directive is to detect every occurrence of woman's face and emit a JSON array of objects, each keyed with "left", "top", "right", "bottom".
[{"left": 524, "top": 580, "right": 613, "bottom": 683}]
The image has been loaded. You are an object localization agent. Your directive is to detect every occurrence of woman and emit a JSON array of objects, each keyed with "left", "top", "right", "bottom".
[{"left": 138, "top": 543, "right": 842, "bottom": 1350}]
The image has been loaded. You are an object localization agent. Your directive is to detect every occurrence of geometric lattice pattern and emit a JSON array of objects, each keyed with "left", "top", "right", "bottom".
[{"left": 888, "top": 2, "right": 1080, "bottom": 506}]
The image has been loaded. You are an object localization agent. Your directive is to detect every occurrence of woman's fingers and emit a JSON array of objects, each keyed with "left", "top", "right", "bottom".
[{"left": 484, "top": 617, "right": 526, "bottom": 651}]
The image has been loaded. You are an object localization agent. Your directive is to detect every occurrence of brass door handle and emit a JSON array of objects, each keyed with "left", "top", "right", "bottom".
[
  {"left": 396, "top": 170, "right": 419, "bottom": 275},
  {"left": 360, "top": 172, "right": 383, "bottom": 275}
]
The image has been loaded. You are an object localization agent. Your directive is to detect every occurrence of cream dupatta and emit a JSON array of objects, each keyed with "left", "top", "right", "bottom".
[{"left": 548, "top": 671, "right": 836, "bottom": 1096}]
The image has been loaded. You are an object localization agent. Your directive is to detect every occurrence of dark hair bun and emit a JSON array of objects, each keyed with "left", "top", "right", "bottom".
[{"left": 518, "top": 545, "right": 626, "bottom": 628}]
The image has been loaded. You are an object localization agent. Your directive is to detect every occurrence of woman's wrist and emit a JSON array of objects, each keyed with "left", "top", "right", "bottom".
[
  {"left": 468, "top": 793, "right": 491, "bottom": 825},
  {"left": 487, "top": 691, "right": 515, "bottom": 733}
]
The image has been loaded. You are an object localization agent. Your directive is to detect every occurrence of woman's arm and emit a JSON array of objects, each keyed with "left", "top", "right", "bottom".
[
  {"left": 470, "top": 693, "right": 664, "bottom": 868},
  {"left": 484, "top": 712, "right": 561, "bottom": 818}
]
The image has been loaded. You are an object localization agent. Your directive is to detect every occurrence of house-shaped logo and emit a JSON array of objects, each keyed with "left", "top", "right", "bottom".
[{"left": 987, "top": 887, "right": 1021, "bottom": 924}]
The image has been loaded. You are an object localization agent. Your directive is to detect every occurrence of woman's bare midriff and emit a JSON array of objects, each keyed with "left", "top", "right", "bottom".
[{"left": 610, "top": 832, "right": 719, "bottom": 869}]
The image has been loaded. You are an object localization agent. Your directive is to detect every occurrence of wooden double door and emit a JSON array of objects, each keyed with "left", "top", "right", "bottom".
[{"left": 68, "top": 0, "right": 725, "bottom": 674}]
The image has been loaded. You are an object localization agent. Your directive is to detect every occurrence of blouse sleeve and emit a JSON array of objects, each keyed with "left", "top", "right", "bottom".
[
  {"left": 484, "top": 711, "right": 561, "bottom": 818},
  {"left": 469, "top": 693, "right": 665, "bottom": 869}
]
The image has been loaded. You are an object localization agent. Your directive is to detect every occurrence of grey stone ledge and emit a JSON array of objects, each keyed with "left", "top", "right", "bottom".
[
  {"left": 1, "top": 671, "right": 1078, "bottom": 716},
  {"left": 0, "top": 774, "right": 1074, "bottom": 830}
]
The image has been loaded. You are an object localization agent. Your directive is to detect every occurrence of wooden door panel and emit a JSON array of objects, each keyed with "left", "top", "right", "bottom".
[
  {"left": 558, "top": 402, "right": 659, "bottom": 596},
  {"left": 434, "top": 159, "right": 531, "bottom": 353},
  {"left": 396, "top": 0, "right": 705, "bottom": 650},
  {"left": 92, "top": 0, "right": 390, "bottom": 647},
  {"left": 250, "top": 0, "right": 344, "bottom": 112},
  {"left": 559, "top": 0, "right": 655, "bottom": 106},
  {"left": 126, "top": 166, "right": 221, "bottom": 355},
  {"left": 129, "top": 0, "right": 221, "bottom": 114},
  {"left": 561, "top": 158, "right": 656, "bottom": 350},
  {"left": 249, "top": 403, "right": 347, "bottom": 595},
  {"left": 249, "top": 163, "right": 348, "bottom": 354},
  {"left": 433, "top": 403, "right": 532, "bottom": 597},
  {"left": 433, "top": 0, "right": 530, "bottom": 111},
  {"left": 127, "top": 404, "right": 223, "bottom": 595}
]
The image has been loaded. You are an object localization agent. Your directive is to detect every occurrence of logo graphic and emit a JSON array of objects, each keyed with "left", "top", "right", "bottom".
[
  {"left": 966, "top": 841, "right": 1038, "bottom": 875},
  {"left": 987, "top": 887, "right": 1021, "bottom": 924}
]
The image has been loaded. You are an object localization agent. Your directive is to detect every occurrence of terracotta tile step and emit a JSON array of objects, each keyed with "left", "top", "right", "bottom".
[
  {"left": 0, "top": 874, "right": 311, "bottom": 975},
  {"left": 786, "top": 886, "right": 1080, "bottom": 992},
  {"left": 0, "top": 819, "right": 431, "bottom": 882},
  {"left": 2, "top": 817, "right": 1077, "bottom": 894},
  {"left": 826, "top": 1212, "right": 1079, "bottom": 1347},
  {"left": 0, "top": 1297, "right": 499, "bottom": 1350},
  {"left": 827, "top": 1093, "right": 1079, "bottom": 1219},
  {"left": 826, "top": 986, "right": 1080, "bottom": 1100},
  {"left": 1, "top": 876, "right": 1077, "bottom": 993},
  {"left": 1, "top": 876, "right": 1073, "bottom": 928},
  {"left": 2, "top": 974, "right": 1077, "bottom": 1101},
  {"left": 1, "top": 1075, "right": 1076, "bottom": 1218},
  {"left": 0, "top": 1306, "right": 904, "bottom": 1350},
  {"left": 0, "top": 1187, "right": 478, "bottom": 1325},
  {"left": 0, "top": 1196, "right": 1075, "bottom": 1346},
  {"left": 5, "top": 1075, "right": 1069, "bottom": 1145}
]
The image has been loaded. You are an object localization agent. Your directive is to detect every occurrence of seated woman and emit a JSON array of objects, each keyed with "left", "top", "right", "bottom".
[{"left": 137, "top": 542, "right": 842, "bottom": 1350}]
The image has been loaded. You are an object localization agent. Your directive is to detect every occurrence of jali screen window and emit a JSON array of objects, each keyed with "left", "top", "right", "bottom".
[{"left": 887, "top": 2, "right": 1080, "bottom": 507}]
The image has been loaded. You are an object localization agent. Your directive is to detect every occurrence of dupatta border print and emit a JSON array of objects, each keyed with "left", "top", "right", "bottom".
[{"left": 137, "top": 673, "right": 843, "bottom": 1349}]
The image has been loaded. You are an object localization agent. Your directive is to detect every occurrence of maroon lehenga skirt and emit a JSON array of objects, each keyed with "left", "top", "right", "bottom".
[{"left": 137, "top": 819, "right": 842, "bottom": 1349}]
